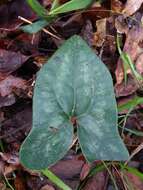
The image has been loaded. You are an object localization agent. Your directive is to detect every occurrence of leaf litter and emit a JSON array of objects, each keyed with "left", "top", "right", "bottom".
[{"left": 1, "top": 0, "right": 143, "bottom": 189}]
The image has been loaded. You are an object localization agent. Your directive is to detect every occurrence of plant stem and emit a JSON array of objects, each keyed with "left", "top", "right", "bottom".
[
  {"left": 41, "top": 169, "right": 72, "bottom": 190},
  {"left": 4, "top": 175, "right": 15, "bottom": 190},
  {"left": 102, "top": 161, "right": 119, "bottom": 190}
]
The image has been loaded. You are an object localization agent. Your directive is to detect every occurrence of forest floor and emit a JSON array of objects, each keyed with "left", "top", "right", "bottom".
[{"left": 1, "top": 0, "right": 143, "bottom": 190}]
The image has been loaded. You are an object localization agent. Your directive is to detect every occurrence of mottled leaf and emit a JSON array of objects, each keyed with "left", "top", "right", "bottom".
[{"left": 20, "top": 35, "right": 129, "bottom": 170}]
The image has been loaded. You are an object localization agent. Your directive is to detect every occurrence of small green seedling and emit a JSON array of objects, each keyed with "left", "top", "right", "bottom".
[
  {"left": 116, "top": 34, "right": 143, "bottom": 85},
  {"left": 22, "top": 0, "right": 93, "bottom": 33},
  {"left": 20, "top": 35, "right": 129, "bottom": 189}
]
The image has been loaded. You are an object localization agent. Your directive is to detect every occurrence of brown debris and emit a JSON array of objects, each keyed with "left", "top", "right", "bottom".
[
  {"left": 83, "top": 171, "right": 108, "bottom": 190},
  {"left": 0, "top": 75, "right": 27, "bottom": 97},
  {"left": 123, "top": 0, "right": 143, "bottom": 16},
  {"left": 0, "top": 49, "right": 28, "bottom": 76},
  {"left": 40, "top": 184, "right": 55, "bottom": 190},
  {"left": 1, "top": 1, "right": 143, "bottom": 190}
]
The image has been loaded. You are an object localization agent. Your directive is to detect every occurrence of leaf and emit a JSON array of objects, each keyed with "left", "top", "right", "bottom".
[
  {"left": 20, "top": 35, "right": 129, "bottom": 170},
  {"left": 51, "top": 0, "right": 60, "bottom": 11},
  {"left": 21, "top": 19, "right": 48, "bottom": 34},
  {"left": 0, "top": 75, "right": 27, "bottom": 97},
  {"left": 49, "top": 0, "right": 93, "bottom": 15},
  {"left": 122, "top": 0, "right": 143, "bottom": 16},
  {"left": 118, "top": 96, "right": 143, "bottom": 112},
  {"left": 20, "top": 122, "right": 73, "bottom": 170},
  {"left": 0, "top": 49, "right": 28, "bottom": 75},
  {"left": 26, "top": 0, "right": 48, "bottom": 18}
]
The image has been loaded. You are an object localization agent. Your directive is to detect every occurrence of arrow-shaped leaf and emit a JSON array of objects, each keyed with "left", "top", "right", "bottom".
[{"left": 20, "top": 35, "right": 129, "bottom": 170}]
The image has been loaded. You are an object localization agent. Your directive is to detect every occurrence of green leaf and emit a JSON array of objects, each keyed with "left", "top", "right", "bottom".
[
  {"left": 49, "top": 0, "right": 93, "bottom": 15},
  {"left": 21, "top": 20, "right": 48, "bottom": 34},
  {"left": 51, "top": 0, "right": 60, "bottom": 10},
  {"left": 20, "top": 122, "right": 73, "bottom": 170},
  {"left": 118, "top": 96, "right": 143, "bottom": 112},
  {"left": 27, "top": 0, "right": 48, "bottom": 18},
  {"left": 20, "top": 35, "right": 129, "bottom": 170},
  {"left": 42, "top": 169, "right": 72, "bottom": 190}
]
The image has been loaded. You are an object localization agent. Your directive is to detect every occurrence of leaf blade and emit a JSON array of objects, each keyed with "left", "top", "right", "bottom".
[
  {"left": 49, "top": 0, "right": 93, "bottom": 15},
  {"left": 27, "top": 0, "right": 47, "bottom": 18},
  {"left": 21, "top": 19, "right": 48, "bottom": 34},
  {"left": 20, "top": 121, "right": 73, "bottom": 170},
  {"left": 20, "top": 35, "right": 129, "bottom": 170}
]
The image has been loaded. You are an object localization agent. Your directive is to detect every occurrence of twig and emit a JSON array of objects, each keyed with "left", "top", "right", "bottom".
[
  {"left": 18, "top": 16, "right": 61, "bottom": 40},
  {"left": 124, "top": 143, "right": 143, "bottom": 165}
]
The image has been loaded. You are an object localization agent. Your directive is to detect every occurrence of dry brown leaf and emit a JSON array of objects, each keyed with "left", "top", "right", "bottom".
[
  {"left": 123, "top": 171, "right": 143, "bottom": 190},
  {"left": 80, "top": 163, "right": 91, "bottom": 181},
  {"left": 94, "top": 18, "right": 107, "bottom": 47},
  {"left": 14, "top": 175, "right": 26, "bottom": 190},
  {"left": 81, "top": 20, "right": 94, "bottom": 47},
  {"left": 136, "top": 53, "right": 143, "bottom": 74},
  {"left": 0, "top": 152, "right": 19, "bottom": 165},
  {"left": 1, "top": 107, "right": 32, "bottom": 144},
  {"left": 0, "top": 0, "right": 36, "bottom": 28},
  {"left": 0, "top": 75, "right": 27, "bottom": 97},
  {"left": 40, "top": 184, "right": 55, "bottom": 190},
  {"left": 50, "top": 154, "right": 84, "bottom": 189},
  {"left": 115, "top": 75, "right": 138, "bottom": 97},
  {"left": 115, "top": 16, "right": 143, "bottom": 89},
  {"left": 115, "top": 27, "right": 143, "bottom": 84},
  {"left": 0, "top": 50, "right": 28, "bottom": 76},
  {"left": 0, "top": 94, "right": 16, "bottom": 108},
  {"left": 83, "top": 171, "right": 108, "bottom": 190},
  {"left": 111, "top": 0, "right": 123, "bottom": 12},
  {"left": 51, "top": 155, "right": 84, "bottom": 179},
  {"left": 0, "top": 183, "right": 6, "bottom": 190},
  {"left": 123, "top": 0, "right": 143, "bottom": 16}
]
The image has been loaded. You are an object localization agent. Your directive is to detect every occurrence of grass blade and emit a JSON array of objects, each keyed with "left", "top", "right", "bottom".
[
  {"left": 118, "top": 96, "right": 143, "bottom": 112},
  {"left": 42, "top": 169, "right": 72, "bottom": 190},
  {"left": 27, "top": 0, "right": 47, "bottom": 18},
  {"left": 49, "top": 0, "right": 93, "bottom": 15}
]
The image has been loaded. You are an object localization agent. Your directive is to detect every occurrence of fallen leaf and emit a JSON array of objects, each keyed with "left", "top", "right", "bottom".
[
  {"left": 40, "top": 184, "right": 55, "bottom": 190},
  {"left": 0, "top": 0, "right": 36, "bottom": 28},
  {"left": 1, "top": 107, "right": 32, "bottom": 145},
  {"left": 0, "top": 75, "right": 27, "bottom": 97},
  {"left": 123, "top": 0, "right": 143, "bottom": 16},
  {"left": 0, "top": 152, "right": 19, "bottom": 165},
  {"left": 51, "top": 155, "right": 84, "bottom": 179},
  {"left": 124, "top": 171, "right": 143, "bottom": 189},
  {"left": 80, "top": 163, "right": 91, "bottom": 181},
  {"left": 115, "top": 14, "right": 143, "bottom": 98},
  {"left": 94, "top": 18, "right": 107, "bottom": 47},
  {"left": 81, "top": 20, "right": 94, "bottom": 46},
  {"left": 115, "top": 24, "right": 143, "bottom": 85},
  {"left": 14, "top": 175, "right": 26, "bottom": 190},
  {"left": 0, "top": 183, "right": 6, "bottom": 190},
  {"left": 0, "top": 160, "right": 4, "bottom": 175},
  {"left": 0, "top": 94, "right": 16, "bottom": 108},
  {"left": 50, "top": 154, "right": 84, "bottom": 189},
  {"left": 4, "top": 165, "right": 18, "bottom": 176},
  {"left": 83, "top": 171, "right": 108, "bottom": 190},
  {"left": 0, "top": 49, "right": 28, "bottom": 76},
  {"left": 111, "top": 0, "right": 123, "bottom": 12},
  {"left": 136, "top": 53, "right": 143, "bottom": 75},
  {"left": 115, "top": 75, "right": 138, "bottom": 97}
]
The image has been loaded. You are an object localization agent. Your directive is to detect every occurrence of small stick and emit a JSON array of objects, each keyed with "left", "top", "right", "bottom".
[
  {"left": 124, "top": 143, "right": 143, "bottom": 165},
  {"left": 18, "top": 16, "right": 61, "bottom": 40}
]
